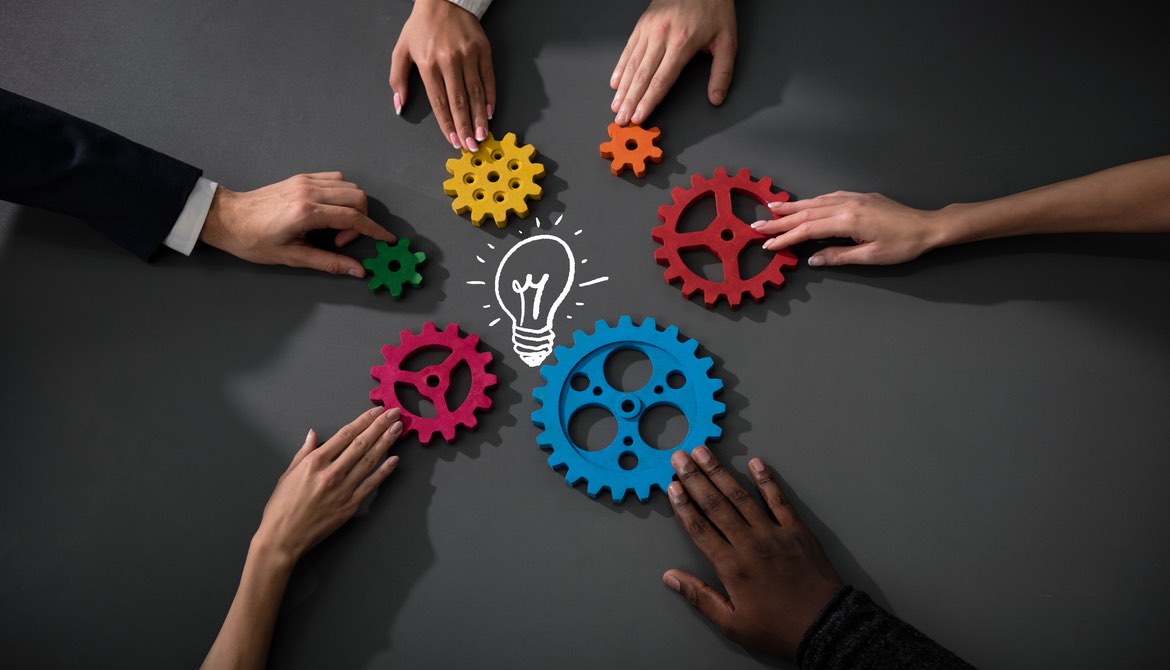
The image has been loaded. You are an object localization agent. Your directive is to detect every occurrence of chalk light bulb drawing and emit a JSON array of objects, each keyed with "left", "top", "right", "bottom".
[{"left": 494, "top": 234, "right": 575, "bottom": 367}]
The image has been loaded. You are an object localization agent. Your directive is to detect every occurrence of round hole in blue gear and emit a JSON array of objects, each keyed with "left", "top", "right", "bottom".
[{"left": 532, "top": 315, "right": 726, "bottom": 503}]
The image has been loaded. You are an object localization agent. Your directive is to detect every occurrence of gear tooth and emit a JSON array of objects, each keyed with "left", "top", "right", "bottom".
[
  {"left": 564, "top": 468, "right": 584, "bottom": 486},
  {"left": 533, "top": 386, "right": 545, "bottom": 404},
  {"left": 634, "top": 482, "right": 653, "bottom": 502},
  {"left": 586, "top": 479, "right": 604, "bottom": 498},
  {"left": 642, "top": 316, "right": 658, "bottom": 331},
  {"left": 552, "top": 344, "right": 570, "bottom": 361},
  {"left": 617, "top": 315, "right": 633, "bottom": 329},
  {"left": 674, "top": 185, "right": 688, "bottom": 201},
  {"left": 547, "top": 452, "right": 566, "bottom": 469},
  {"left": 663, "top": 324, "right": 680, "bottom": 340},
  {"left": 610, "top": 487, "right": 629, "bottom": 504},
  {"left": 758, "top": 175, "right": 773, "bottom": 191},
  {"left": 691, "top": 173, "right": 705, "bottom": 188},
  {"left": 714, "top": 167, "right": 730, "bottom": 180}
]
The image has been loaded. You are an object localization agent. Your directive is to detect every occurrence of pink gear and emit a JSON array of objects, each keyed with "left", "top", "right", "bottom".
[
  {"left": 369, "top": 322, "right": 497, "bottom": 444},
  {"left": 652, "top": 168, "right": 798, "bottom": 308}
]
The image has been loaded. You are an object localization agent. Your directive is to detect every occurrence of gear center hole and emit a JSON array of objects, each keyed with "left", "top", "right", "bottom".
[
  {"left": 388, "top": 260, "right": 402, "bottom": 272},
  {"left": 720, "top": 229, "right": 734, "bottom": 241},
  {"left": 624, "top": 139, "right": 638, "bottom": 150}
]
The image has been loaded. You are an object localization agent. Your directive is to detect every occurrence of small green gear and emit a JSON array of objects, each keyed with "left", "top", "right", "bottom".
[{"left": 362, "top": 238, "right": 426, "bottom": 299}]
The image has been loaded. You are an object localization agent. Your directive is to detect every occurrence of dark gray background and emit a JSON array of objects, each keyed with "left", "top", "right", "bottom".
[{"left": 3, "top": 1, "right": 1169, "bottom": 668}]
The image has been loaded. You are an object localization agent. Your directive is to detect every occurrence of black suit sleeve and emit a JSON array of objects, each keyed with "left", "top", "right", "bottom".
[
  {"left": 0, "top": 87, "right": 203, "bottom": 260},
  {"left": 797, "top": 586, "right": 976, "bottom": 670}
]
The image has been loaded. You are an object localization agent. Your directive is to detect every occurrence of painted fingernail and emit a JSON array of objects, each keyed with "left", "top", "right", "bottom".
[
  {"left": 393, "top": 92, "right": 402, "bottom": 116},
  {"left": 762, "top": 239, "right": 774, "bottom": 250},
  {"left": 693, "top": 446, "right": 712, "bottom": 465},
  {"left": 663, "top": 573, "right": 681, "bottom": 591},
  {"left": 348, "top": 267, "right": 363, "bottom": 278},
  {"left": 768, "top": 201, "right": 785, "bottom": 210},
  {"left": 448, "top": 132, "right": 460, "bottom": 149},
  {"left": 304, "top": 428, "right": 314, "bottom": 443},
  {"left": 668, "top": 481, "right": 685, "bottom": 502},
  {"left": 464, "top": 137, "right": 479, "bottom": 152},
  {"left": 750, "top": 458, "right": 766, "bottom": 473},
  {"left": 476, "top": 125, "right": 487, "bottom": 142},
  {"left": 808, "top": 255, "right": 826, "bottom": 267},
  {"left": 486, "top": 104, "right": 494, "bottom": 120},
  {"left": 750, "top": 220, "right": 766, "bottom": 229}
]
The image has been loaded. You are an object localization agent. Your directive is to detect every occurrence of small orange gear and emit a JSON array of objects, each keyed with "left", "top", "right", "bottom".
[
  {"left": 599, "top": 123, "right": 663, "bottom": 178},
  {"left": 443, "top": 132, "right": 544, "bottom": 228}
]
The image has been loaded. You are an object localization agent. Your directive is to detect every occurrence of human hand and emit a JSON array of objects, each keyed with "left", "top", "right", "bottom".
[
  {"left": 610, "top": 0, "right": 737, "bottom": 126},
  {"left": 199, "top": 172, "right": 395, "bottom": 278},
  {"left": 252, "top": 407, "right": 404, "bottom": 562},
  {"left": 390, "top": 0, "right": 495, "bottom": 152},
  {"left": 663, "top": 447, "right": 844, "bottom": 658},
  {"left": 755, "top": 191, "right": 947, "bottom": 267}
]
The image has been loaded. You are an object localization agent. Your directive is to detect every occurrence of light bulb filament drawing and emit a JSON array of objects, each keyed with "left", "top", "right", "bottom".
[{"left": 511, "top": 273, "right": 550, "bottom": 327}]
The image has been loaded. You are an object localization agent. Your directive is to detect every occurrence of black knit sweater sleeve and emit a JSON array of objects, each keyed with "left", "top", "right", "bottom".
[{"left": 796, "top": 586, "right": 975, "bottom": 670}]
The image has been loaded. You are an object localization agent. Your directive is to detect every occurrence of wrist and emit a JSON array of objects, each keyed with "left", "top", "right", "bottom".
[
  {"left": 248, "top": 532, "right": 300, "bottom": 575},
  {"left": 199, "top": 185, "right": 238, "bottom": 250},
  {"left": 923, "top": 203, "right": 969, "bottom": 252}
]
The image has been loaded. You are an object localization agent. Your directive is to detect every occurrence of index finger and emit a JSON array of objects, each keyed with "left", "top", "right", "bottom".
[
  {"left": 316, "top": 407, "right": 384, "bottom": 461},
  {"left": 308, "top": 205, "right": 396, "bottom": 243},
  {"left": 690, "top": 446, "right": 771, "bottom": 528},
  {"left": 667, "top": 481, "right": 731, "bottom": 566},
  {"left": 631, "top": 47, "right": 689, "bottom": 125},
  {"left": 671, "top": 449, "right": 750, "bottom": 539}
]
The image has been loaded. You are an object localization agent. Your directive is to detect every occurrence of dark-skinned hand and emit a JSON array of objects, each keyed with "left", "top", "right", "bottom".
[{"left": 663, "top": 447, "right": 844, "bottom": 658}]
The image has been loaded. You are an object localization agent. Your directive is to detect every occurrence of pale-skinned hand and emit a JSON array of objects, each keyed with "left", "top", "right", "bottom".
[
  {"left": 664, "top": 447, "right": 844, "bottom": 658},
  {"left": 199, "top": 172, "right": 395, "bottom": 278},
  {"left": 254, "top": 406, "right": 404, "bottom": 562},
  {"left": 390, "top": 0, "right": 495, "bottom": 152},
  {"left": 755, "top": 191, "right": 946, "bottom": 267},
  {"left": 611, "top": 0, "right": 737, "bottom": 126}
]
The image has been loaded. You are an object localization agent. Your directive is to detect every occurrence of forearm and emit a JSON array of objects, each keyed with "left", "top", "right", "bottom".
[
  {"left": 796, "top": 586, "right": 973, "bottom": 670},
  {"left": 201, "top": 538, "right": 297, "bottom": 670},
  {"left": 933, "top": 154, "right": 1170, "bottom": 249}
]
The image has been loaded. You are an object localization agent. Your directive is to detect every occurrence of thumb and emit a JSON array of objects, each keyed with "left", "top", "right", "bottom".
[
  {"left": 389, "top": 45, "right": 412, "bottom": 115},
  {"left": 284, "top": 244, "right": 366, "bottom": 278},
  {"left": 664, "top": 569, "right": 734, "bottom": 629},
  {"left": 808, "top": 244, "right": 879, "bottom": 267},
  {"left": 707, "top": 38, "right": 735, "bottom": 105}
]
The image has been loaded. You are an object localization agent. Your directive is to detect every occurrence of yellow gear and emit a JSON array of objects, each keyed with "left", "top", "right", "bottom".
[{"left": 442, "top": 132, "right": 545, "bottom": 228}]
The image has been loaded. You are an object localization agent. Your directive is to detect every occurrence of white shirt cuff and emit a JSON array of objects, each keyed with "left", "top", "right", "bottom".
[
  {"left": 443, "top": 0, "right": 492, "bottom": 20},
  {"left": 164, "top": 177, "right": 217, "bottom": 256}
]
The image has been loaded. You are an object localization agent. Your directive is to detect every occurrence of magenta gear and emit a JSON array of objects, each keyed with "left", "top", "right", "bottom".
[
  {"left": 652, "top": 167, "right": 798, "bottom": 308},
  {"left": 369, "top": 322, "right": 497, "bottom": 444}
]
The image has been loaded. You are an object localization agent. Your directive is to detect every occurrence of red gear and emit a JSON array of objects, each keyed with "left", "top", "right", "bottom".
[
  {"left": 369, "top": 322, "right": 496, "bottom": 444},
  {"left": 652, "top": 168, "right": 798, "bottom": 309}
]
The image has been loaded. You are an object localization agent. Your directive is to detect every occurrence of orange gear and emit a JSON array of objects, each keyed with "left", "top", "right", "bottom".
[
  {"left": 599, "top": 123, "right": 663, "bottom": 178},
  {"left": 443, "top": 132, "right": 544, "bottom": 228}
]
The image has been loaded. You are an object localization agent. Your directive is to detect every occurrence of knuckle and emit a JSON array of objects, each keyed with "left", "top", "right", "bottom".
[
  {"left": 430, "top": 94, "right": 448, "bottom": 110},
  {"left": 729, "top": 487, "right": 752, "bottom": 506},
  {"left": 702, "top": 493, "right": 725, "bottom": 513},
  {"left": 290, "top": 200, "right": 314, "bottom": 220},
  {"left": 687, "top": 519, "right": 708, "bottom": 537},
  {"left": 451, "top": 93, "right": 468, "bottom": 110}
]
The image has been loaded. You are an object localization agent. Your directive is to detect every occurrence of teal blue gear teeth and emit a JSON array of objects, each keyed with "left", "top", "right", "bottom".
[{"left": 531, "top": 316, "right": 726, "bottom": 503}]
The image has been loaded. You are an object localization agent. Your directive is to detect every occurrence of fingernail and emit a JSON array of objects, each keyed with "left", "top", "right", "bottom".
[
  {"left": 486, "top": 104, "right": 494, "bottom": 120},
  {"left": 631, "top": 111, "right": 644, "bottom": 125},
  {"left": 304, "top": 428, "right": 314, "bottom": 442},
  {"left": 711, "top": 89, "right": 725, "bottom": 104},
  {"left": 768, "top": 201, "right": 784, "bottom": 210},
  {"left": 388, "top": 455, "right": 400, "bottom": 466},
  {"left": 663, "top": 573, "right": 681, "bottom": 591},
  {"left": 762, "top": 239, "right": 773, "bottom": 250},
  {"left": 668, "top": 481, "right": 685, "bottom": 502},
  {"left": 448, "top": 132, "right": 460, "bottom": 149},
  {"left": 389, "top": 421, "right": 403, "bottom": 435},
  {"left": 693, "top": 446, "right": 712, "bottom": 465},
  {"left": 808, "top": 255, "right": 825, "bottom": 267},
  {"left": 348, "top": 267, "right": 363, "bottom": 278},
  {"left": 615, "top": 110, "right": 629, "bottom": 126},
  {"left": 370, "top": 406, "right": 385, "bottom": 416},
  {"left": 393, "top": 92, "right": 402, "bottom": 116},
  {"left": 750, "top": 458, "right": 766, "bottom": 473},
  {"left": 750, "top": 220, "right": 766, "bottom": 229},
  {"left": 464, "top": 137, "right": 479, "bottom": 152},
  {"left": 670, "top": 450, "right": 689, "bottom": 468},
  {"left": 611, "top": 94, "right": 620, "bottom": 110},
  {"left": 476, "top": 125, "right": 487, "bottom": 142},
  {"left": 386, "top": 407, "right": 402, "bottom": 419}
]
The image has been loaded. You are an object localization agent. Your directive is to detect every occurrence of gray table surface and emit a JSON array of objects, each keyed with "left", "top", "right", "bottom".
[{"left": 3, "top": 1, "right": 1170, "bottom": 668}]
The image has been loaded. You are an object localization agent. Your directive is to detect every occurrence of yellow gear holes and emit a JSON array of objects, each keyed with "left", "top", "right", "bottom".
[{"left": 443, "top": 133, "right": 545, "bottom": 228}]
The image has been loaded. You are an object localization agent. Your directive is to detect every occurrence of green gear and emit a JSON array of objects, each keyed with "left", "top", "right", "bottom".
[{"left": 362, "top": 238, "right": 426, "bottom": 299}]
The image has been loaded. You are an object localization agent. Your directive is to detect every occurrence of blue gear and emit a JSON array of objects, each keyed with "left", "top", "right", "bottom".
[{"left": 532, "top": 316, "right": 726, "bottom": 503}]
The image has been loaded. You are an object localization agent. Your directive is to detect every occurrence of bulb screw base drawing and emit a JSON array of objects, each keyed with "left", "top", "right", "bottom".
[{"left": 512, "top": 325, "right": 555, "bottom": 367}]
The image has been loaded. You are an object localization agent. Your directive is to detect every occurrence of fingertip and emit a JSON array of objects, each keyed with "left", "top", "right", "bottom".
[
  {"left": 667, "top": 481, "right": 685, "bottom": 503},
  {"left": 347, "top": 266, "right": 365, "bottom": 278},
  {"left": 710, "top": 89, "right": 725, "bottom": 105},
  {"left": 750, "top": 457, "right": 767, "bottom": 474},
  {"left": 808, "top": 255, "right": 826, "bottom": 267},
  {"left": 663, "top": 572, "right": 682, "bottom": 592}
]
